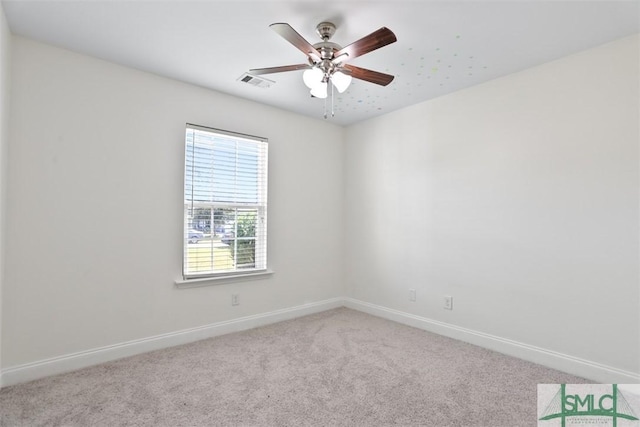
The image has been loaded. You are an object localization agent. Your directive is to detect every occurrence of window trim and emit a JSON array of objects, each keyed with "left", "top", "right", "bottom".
[{"left": 175, "top": 269, "right": 274, "bottom": 288}]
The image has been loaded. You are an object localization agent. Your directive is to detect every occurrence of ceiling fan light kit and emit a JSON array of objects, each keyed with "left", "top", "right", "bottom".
[
  {"left": 303, "top": 67, "right": 351, "bottom": 97},
  {"left": 302, "top": 67, "right": 323, "bottom": 90},
  {"left": 331, "top": 71, "right": 352, "bottom": 93},
  {"left": 249, "top": 21, "right": 397, "bottom": 118},
  {"left": 310, "top": 80, "right": 328, "bottom": 99}
]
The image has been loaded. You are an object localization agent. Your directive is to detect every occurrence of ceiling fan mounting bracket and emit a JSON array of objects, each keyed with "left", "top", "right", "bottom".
[{"left": 315, "top": 22, "right": 336, "bottom": 41}]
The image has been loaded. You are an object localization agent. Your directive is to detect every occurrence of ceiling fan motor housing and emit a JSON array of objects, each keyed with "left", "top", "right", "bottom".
[{"left": 314, "top": 42, "right": 341, "bottom": 60}]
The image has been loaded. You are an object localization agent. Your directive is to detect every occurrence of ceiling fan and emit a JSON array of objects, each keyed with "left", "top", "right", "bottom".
[{"left": 249, "top": 22, "right": 397, "bottom": 101}]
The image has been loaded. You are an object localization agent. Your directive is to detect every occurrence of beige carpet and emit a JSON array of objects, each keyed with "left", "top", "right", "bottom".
[{"left": 0, "top": 307, "right": 586, "bottom": 426}]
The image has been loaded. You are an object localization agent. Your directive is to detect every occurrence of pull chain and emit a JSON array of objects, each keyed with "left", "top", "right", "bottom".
[
  {"left": 331, "top": 81, "right": 335, "bottom": 117},
  {"left": 323, "top": 94, "right": 327, "bottom": 119}
]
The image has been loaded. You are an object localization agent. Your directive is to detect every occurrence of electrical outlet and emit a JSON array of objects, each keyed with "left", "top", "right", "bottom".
[
  {"left": 444, "top": 295, "right": 453, "bottom": 310},
  {"left": 409, "top": 289, "right": 416, "bottom": 302},
  {"left": 231, "top": 294, "right": 239, "bottom": 306}
]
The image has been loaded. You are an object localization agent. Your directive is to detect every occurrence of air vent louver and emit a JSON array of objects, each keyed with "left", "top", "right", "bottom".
[{"left": 237, "top": 73, "right": 274, "bottom": 88}]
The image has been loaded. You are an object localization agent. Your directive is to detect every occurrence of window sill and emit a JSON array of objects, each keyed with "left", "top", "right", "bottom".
[{"left": 175, "top": 269, "right": 274, "bottom": 288}]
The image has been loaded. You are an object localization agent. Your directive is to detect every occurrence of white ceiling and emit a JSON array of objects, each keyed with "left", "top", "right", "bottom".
[{"left": 3, "top": 1, "right": 639, "bottom": 126}]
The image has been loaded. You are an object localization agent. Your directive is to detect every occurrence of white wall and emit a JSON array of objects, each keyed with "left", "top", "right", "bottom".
[
  {"left": 344, "top": 35, "right": 639, "bottom": 377},
  {"left": 2, "top": 30, "right": 638, "bottom": 384},
  {"left": 2, "top": 37, "right": 344, "bottom": 368},
  {"left": 0, "top": 4, "right": 11, "bottom": 386}
]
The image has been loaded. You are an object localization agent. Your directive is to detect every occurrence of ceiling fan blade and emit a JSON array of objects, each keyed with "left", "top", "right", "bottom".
[
  {"left": 270, "top": 23, "right": 321, "bottom": 59},
  {"left": 343, "top": 64, "right": 395, "bottom": 86},
  {"left": 334, "top": 27, "right": 397, "bottom": 61},
  {"left": 249, "top": 64, "right": 310, "bottom": 75}
]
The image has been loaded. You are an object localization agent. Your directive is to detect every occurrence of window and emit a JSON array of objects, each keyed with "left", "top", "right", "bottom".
[{"left": 183, "top": 124, "right": 268, "bottom": 280}]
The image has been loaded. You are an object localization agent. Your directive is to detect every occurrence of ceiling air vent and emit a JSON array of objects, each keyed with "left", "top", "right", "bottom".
[{"left": 237, "top": 73, "right": 274, "bottom": 89}]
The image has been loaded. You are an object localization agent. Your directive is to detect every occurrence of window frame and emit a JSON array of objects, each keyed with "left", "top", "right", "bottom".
[{"left": 182, "top": 123, "right": 268, "bottom": 281}]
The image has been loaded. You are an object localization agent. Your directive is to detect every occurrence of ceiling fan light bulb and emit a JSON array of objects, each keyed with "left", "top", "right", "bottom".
[
  {"left": 331, "top": 71, "right": 352, "bottom": 93},
  {"left": 303, "top": 67, "right": 323, "bottom": 89},
  {"left": 310, "top": 81, "right": 328, "bottom": 98}
]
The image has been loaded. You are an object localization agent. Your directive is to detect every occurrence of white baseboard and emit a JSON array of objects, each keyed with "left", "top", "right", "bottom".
[
  {"left": 0, "top": 297, "right": 343, "bottom": 388},
  {"left": 3, "top": 296, "right": 637, "bottom": 388},
  {"left": 343, "top": 298, "right": 640, "bottom": 384}
]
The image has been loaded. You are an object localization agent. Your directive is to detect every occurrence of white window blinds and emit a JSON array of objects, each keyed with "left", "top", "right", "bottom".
[{"left": 183, "top": 124, "right": 268, "bottom": 279}]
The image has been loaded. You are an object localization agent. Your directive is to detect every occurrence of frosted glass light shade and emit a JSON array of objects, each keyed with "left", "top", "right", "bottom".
[
  {"left": 310, "top": 81, "right": 328, "bottom": 98},
  {"left": 331, "top": 71, "right": 352, "bottom": 93},
  {"left": 303, "top": 67, "right": 324, "bottom": 89}
]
